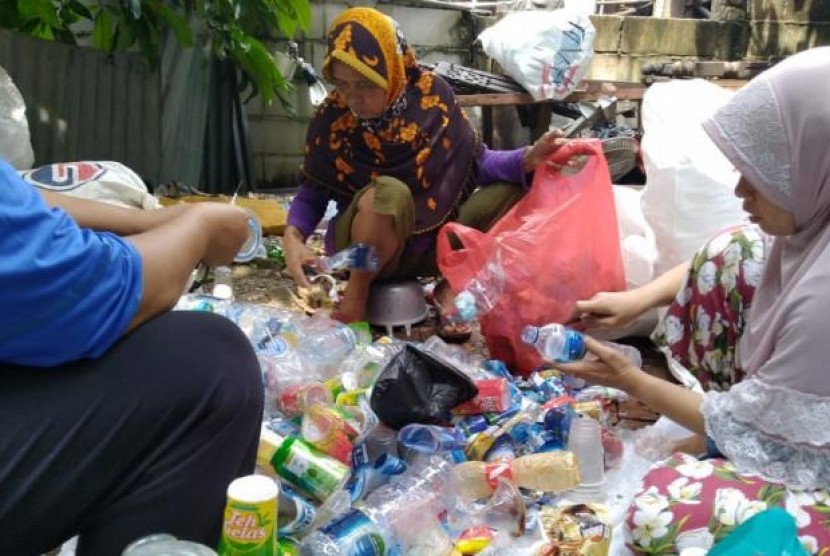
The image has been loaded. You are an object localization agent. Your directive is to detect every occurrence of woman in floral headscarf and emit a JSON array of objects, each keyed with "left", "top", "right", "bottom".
[
  {"left": 561, "top": 47, "right": 830, "bottom": 553},
  {"left": 283, "top": 7, "right": 576, "bottom": 329}
]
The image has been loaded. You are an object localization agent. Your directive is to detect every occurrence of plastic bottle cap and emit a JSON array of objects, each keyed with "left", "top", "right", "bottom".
[
  {"left": 226, "top": 474, "right": 280, "bottom": 503},
  {"left": 212, "top": 284, "right": 233, "bottom": 300},
  {"left": 520, "top": 326, "right": 539, "bottom": 345}
]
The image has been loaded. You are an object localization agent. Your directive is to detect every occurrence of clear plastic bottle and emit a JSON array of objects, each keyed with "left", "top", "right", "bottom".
[
  {"left": 397, "top": 423, "right": 468, "bottom": 454},
  {"left": 316, "top": 243, "right": 379, "bottom": 273},
  {"left": 451, "top": 451, "right": 581, "bottom": 500},
  {"left": 295, "top": 324, "right": 359, "bottom": 374},
  {"left": 211, "top": 265, "right": 234, "bottom": 300},
  {"left": 451, "top": 258, "right": 505, "bottom": 323},
  {"left": 521, "top": 323, "right": 586, "bottom": 363},
  {"left": 299, "top": 506, "right": 391, "bottom": 556},
  {"left": 521, "top": 324, "right": 642, "bottom": 366}
]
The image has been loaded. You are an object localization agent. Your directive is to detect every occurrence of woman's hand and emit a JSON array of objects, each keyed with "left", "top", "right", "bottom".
[
  {"left": 522, "top": 130, "right": 594, "bottom": 173},
  {"left": 558, "top": 335, "right": 707, "bottom": 435},
  {"left": 522, "top": 129, "right": 566, "bottom": 172},
  {"left": 556, "top": 335, "right": 644, "bottom": 392},
  {"left": 575, "top": 290, "right": 650, "bottom": 330},
  {"left": 283, "top": 225, "right": 317, "bottom": 288}
]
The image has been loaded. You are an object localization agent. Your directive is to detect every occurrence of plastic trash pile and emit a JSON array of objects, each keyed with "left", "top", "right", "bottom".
[{"left": 174, "top": 294, "right": 648, "bottom": 555}]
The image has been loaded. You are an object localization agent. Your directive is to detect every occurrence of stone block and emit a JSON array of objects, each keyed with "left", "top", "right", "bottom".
[
  {"left": 750, "top": 0, "right": 830, "bottom": 23},
  {"left": 748, "top": 21, "right": 830, "bottom": 58},
  {"left": 383, "top": 5, "right": 467, "bottom": 47},
  {"left": 590, "top": 15, "right": 624, "bottom": 53},
  {"left": 621, "top": 18, "right": 747, "bottom": 59},
  {"left": 586, "top": 53, "right": 649, "bottom": 81}
]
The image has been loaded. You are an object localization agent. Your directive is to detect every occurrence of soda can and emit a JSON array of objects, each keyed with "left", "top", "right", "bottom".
[
  {"left": 270, "top": 435, "right": 350, "bottom": 503},
  {"left": 218, "top": 475, "right": 279, "bottom": 555}
]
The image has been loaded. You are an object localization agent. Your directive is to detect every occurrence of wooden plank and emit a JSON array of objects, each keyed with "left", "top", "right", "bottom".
[{"left": 457, "top": 79, "right": 747, "bottom": 107}]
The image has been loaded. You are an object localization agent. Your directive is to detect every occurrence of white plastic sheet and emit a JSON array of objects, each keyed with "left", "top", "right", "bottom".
[
  {"left": 0, "top": 65, "right": 34, "bottom": 170},
  {"left": 639, "top": 80, "right": 749, "bottom": 277}
]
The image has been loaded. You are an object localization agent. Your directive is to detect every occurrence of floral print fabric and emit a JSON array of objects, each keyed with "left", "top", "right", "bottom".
[
  {"left": 630, "top": 224, "right": 829, "bottom": 553},
  {"left": 627, "top": 453, "right": 830, "bottom": 554},
  {"left": 652, "top": 224, "right": 767, "bottom": 391}
]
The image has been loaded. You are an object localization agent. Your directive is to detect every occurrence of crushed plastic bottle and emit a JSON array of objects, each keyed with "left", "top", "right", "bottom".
[
  {"left": 315, "top": 243, "right": 379, "bottom": 274},
  {"left": 295, "top": 321, "right": 362, "bottom": 377},
  {"left": 451, "top": 257, "right": 505, "bottom": 323}
]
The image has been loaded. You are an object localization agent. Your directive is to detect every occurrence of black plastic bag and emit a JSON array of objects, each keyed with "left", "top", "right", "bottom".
[{"left": 369, "top": 343, "right": 478, "bottom": 429}]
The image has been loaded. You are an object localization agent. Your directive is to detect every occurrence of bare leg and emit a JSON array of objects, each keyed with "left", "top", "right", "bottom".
[{"left": 336, "top": 187, "right": 400, "bottom": 322}]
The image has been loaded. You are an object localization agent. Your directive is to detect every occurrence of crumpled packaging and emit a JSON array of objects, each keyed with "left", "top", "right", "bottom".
[{"left": 538, "top": 504, "right": 611, "bottom": 556}]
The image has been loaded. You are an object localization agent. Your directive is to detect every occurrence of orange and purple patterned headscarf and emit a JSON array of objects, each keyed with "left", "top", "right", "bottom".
[{"left": 301, "top": 7, "right": 479, "bottom": 234}]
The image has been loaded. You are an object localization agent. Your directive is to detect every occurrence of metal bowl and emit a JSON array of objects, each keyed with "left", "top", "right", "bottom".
[{"left": 365, "top": 279, "right": 428, "bottom": 337}]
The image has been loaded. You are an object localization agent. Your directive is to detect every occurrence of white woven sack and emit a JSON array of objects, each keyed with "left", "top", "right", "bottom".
[
  {"left": 19, "top": 160, "right": 160, "bottom": 210},
  {"left": 478, "top": 9, "right": 595, "bottom": 101}
]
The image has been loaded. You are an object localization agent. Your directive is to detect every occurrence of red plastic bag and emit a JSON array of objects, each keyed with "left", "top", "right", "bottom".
[{"left": 437, "top": 140, "right": 625, "bottom": 376}]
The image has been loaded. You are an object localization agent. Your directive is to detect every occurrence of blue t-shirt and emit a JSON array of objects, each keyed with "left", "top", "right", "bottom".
[{"left": 0, "top": 159, "right": 143, "bottom": 366}]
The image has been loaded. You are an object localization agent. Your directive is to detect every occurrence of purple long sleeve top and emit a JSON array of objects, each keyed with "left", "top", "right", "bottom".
[{"left": 288, "top": 145, "right": 530, "bottom": 255}]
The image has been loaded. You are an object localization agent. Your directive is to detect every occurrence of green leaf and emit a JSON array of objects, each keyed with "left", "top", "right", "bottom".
[
  {"left": 67, "top": 0, "right": 93, "bottom": 20},
  {"left": 92, "top": 9, "right": 116, "bottom": 52},
  {"left": 18, "top": 0, "right": 61, "bottom": 27},
  {"left": 30, "top": 20, "right": 55, "bottom": 40},
  {"left": 157, "top": 3, "right": 194, "bottom": 46},
  {"left": 115, "top": 20, "right": 137, "bottom": 50}
]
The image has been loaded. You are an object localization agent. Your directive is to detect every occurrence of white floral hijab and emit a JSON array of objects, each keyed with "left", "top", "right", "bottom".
[{"left": 700, "top": 47, "right": 830, "bottom": 490}]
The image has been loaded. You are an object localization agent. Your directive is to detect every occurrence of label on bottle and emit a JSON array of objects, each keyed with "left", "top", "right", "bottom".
[
  {"left": 318, "top": 509, "right": 386, "bottom": 556},
  {"left": 278, "top": 485, "right": 317, "bottom": 535},
  {"left": 559, "top": 329, "right": 587, "bottom": 362},
  {"left": 218, "top": 479, "right": 279, "bottom": 556},
  {"left": 483, "top": 461, "right": 513, "bottom": 490}
]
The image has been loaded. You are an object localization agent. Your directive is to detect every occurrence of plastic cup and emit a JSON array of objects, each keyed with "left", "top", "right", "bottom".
[{"left": 568, "top": 415, "right": 605, "bottom": 485}]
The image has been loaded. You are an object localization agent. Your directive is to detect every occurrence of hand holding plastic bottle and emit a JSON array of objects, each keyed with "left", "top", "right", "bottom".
[{"left": 554, "top": 335, "right": 644, "bottom": 392}]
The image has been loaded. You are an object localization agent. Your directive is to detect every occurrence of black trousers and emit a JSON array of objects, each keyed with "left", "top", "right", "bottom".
[{"left": 0, "top": 311, "right": 264, "bottom": 555}]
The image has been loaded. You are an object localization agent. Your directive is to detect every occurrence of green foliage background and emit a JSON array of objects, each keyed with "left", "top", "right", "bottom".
[{"left": 0, "top": 0, "right": 312, "bottom": 105}]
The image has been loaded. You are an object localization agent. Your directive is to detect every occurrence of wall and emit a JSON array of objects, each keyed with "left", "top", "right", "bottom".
[
  {"left": 247, "top": 0, "right": 829, "bottom": 189},
  {"left": 748, "top": 0, "right": 830, "bottom": 58}
]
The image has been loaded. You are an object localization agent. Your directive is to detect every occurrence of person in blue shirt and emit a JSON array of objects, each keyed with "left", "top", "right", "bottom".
[{"left": 0, "top": 158, "right": 264, "bottom": 554}]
